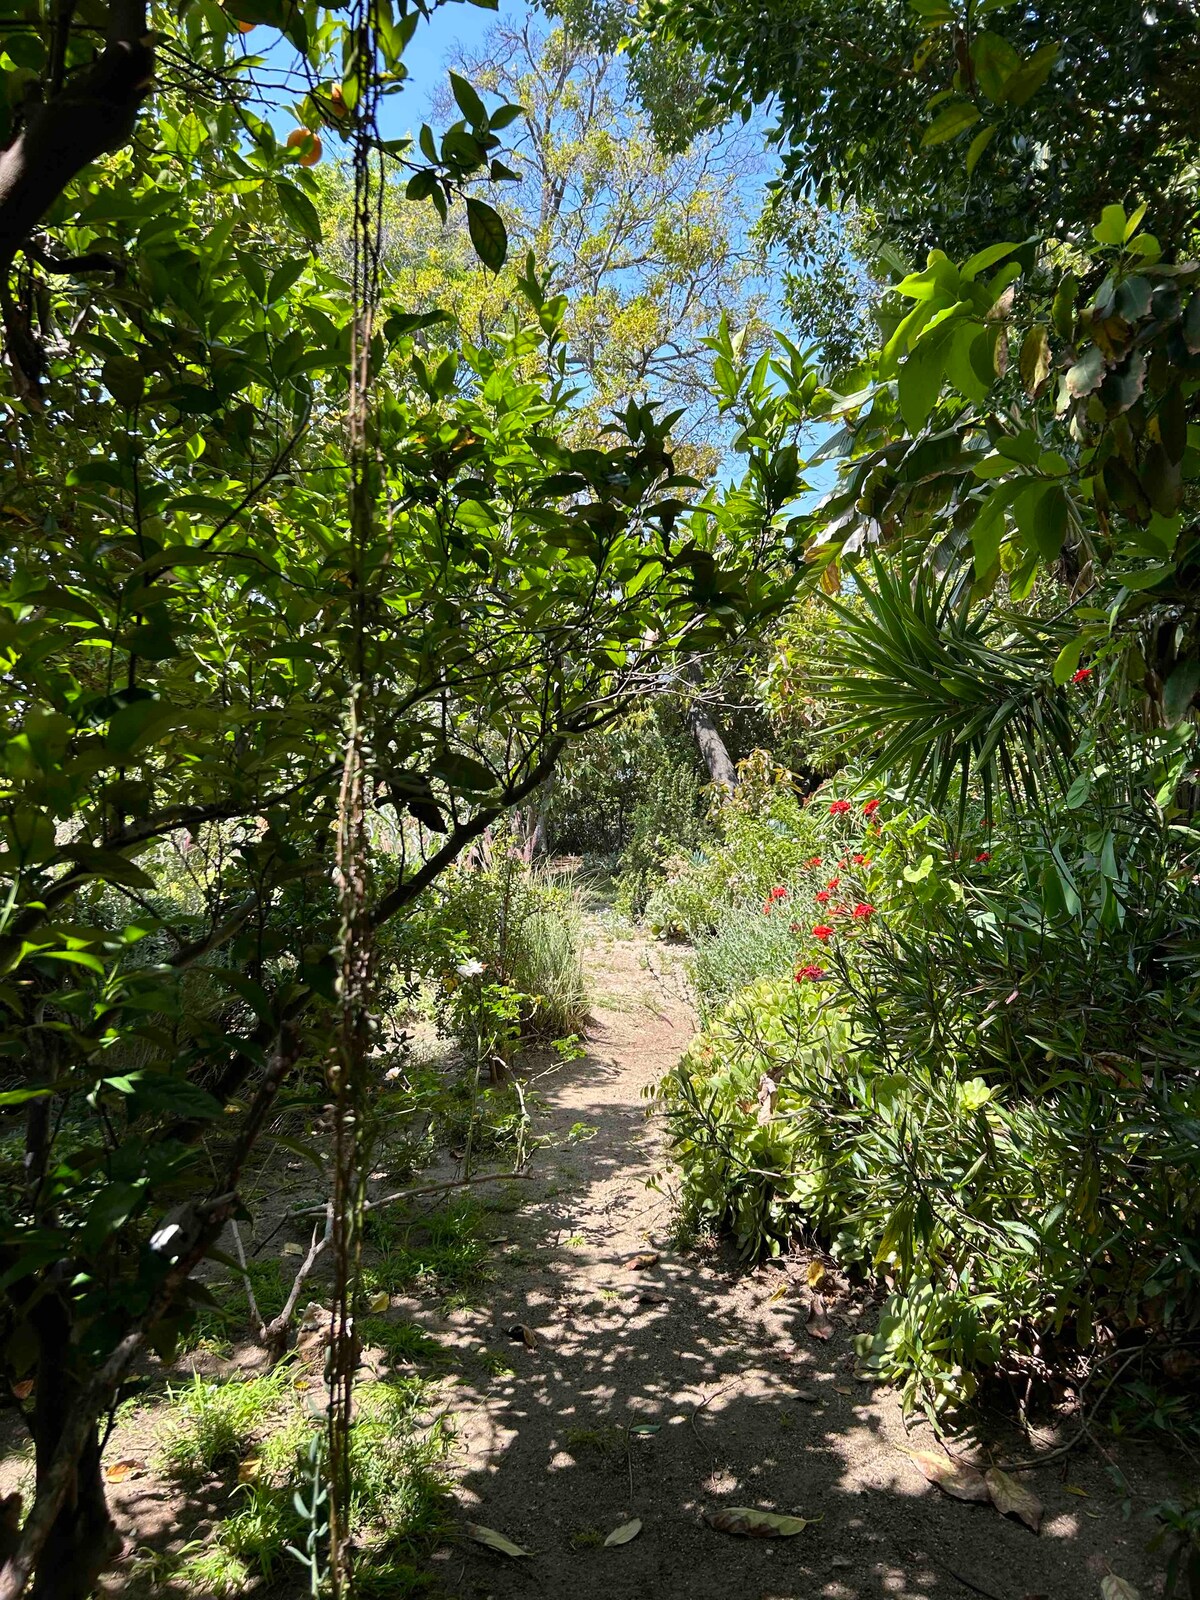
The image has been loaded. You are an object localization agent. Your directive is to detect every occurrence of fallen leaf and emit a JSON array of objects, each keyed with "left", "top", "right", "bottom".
[
  {"left": 807, "top": 1260, "right": 826, "bottom": 1289},
  {"left": 986, "top": 1467, "right": 1042, "bottom": 1532},
  {"left": 367, "top": 1290, "right": 390, "bottom": 1313},
  {"left": 1100, "top": 1579, "right": 1140, "bottom": 1600},
  {"left": 767, "top": 1282, "right": 789, "bottom": 1304},
  {"left": 281, "top": 1241, "right": 303, "bottom": 1257},
  {"left": 806, "top": 1293, "right": 833, "bottom": 1341},
  {"left": 604, "top": 1519, "right": 642, "bottom": 1546},
  {"left": 637, "top": 1290, "right": 670, "bottom": 1306},
  {"left": 834, "top": 1385, "right": 852, "bottom": 1395},
  {"left": 1064, "top": 1485, "right": 1089, "bottom": 1498},
  {"left": 705, "top": 1506, "right": 818, "bottom": 1537},
  {"left": 465, "top": 1522, "right": 530, "bottom": 1558},
  {"left": 506, "top": 1323, "right": 541, "bottom": 1349},
  {"left": 629, "top": 1423, "right": 660, "bottom": 1436},
  {"left": 903, "top": 1448, "right": 990, "bottom": 1503},
  {"left": 104, "top": 1459, "right": 147, "bottom": 1483},
  {"left": 237, "top": 1457, "right": 262, "bottom": 1484},
  {"left": 626, "top": 1252, "right": 660, "bottom": 1271},
  {"left": 10, "top": 1379, "right": 34, "bottom": 1401}
]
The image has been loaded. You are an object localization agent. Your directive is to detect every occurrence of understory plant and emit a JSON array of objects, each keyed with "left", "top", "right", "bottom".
[{"left": 662, "top": 784, "right": 1200, "bottom": 1420}]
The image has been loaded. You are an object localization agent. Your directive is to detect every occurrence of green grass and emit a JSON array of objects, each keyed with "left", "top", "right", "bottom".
[
  {"left": 148, "top": 1374, "right": 451, "bottom": 1596},
  {"left": 362, "top": 1199, "right": 490, "bottom": 1302},
  {"left": 361, "top": 1316, "right": 446, "bottom": 1367},
  {"left": 161, "top": 1367, "right": 291, "bottom": 1485}
]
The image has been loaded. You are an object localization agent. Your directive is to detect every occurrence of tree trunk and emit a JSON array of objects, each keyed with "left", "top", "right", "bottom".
[
  {"left": 27, "top": 1293, "right": 120, "bottom": 1600},
  {"left": 0, "top": 0, "right": 153, "bottom": 395},
  {"left": 685, "top": 661, "right": 737, "bottom": 792}
]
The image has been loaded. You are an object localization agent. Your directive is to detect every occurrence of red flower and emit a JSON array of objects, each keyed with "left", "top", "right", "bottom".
[
  {"left": 1071, "top": 666, "right": 1092, "bottom": 684},
  {"left": 795, "top": 964, "right": 828, "bottom": 982},
  {"left": 852, "top": 902, "right": 875, "bottom": 920},
  {"left": 811, "top": 924, "right": 834, "bottom": 942},
  {"left": 975, "top": 851, "right": 991, "bottom": 863},
  {"left": 815, "top": 889, "right": 831, "bottom": 905},
  {"left": 827, "top": 876, "right": 840, "bottom": 890},
  {"left": 806, "top": 856, "right": 823, "bottom": 869},
  {"left": 863, "top": 799, "right": 881, "bottom": 816},
  {"left": 829, "top": 799, "right": 852, "bottom": 816},
  {"left": 762, "top": 901, "right": 772, "bottom": 915},
  {"left": 769, "top": 886, "right": 788, "bottom": 900},
  {"left": 852, "top": 853, "right": 870, "bottom": 866},
  {"left": 838, "top": 857, "right": 848, "bottom": 868}
]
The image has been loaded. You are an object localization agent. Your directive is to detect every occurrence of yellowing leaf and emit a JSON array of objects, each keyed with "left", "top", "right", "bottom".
[
  {"left": 807, "top": 1260, "right": 826, "bottom": 1289},
  {"left": 1064, "top": 1484, "right": 1089, "bottom": 1498},
  {"left": 705, "top": 1506, "right": 818, "bottom": 1537},
  {"left": 903, "top": 1448, "right": 990, "bottom": 1502},
  {"left": 368, "top": 1290, "right": 390, "bottom": 1313},
  {"left": 465, "top": 1522, "right": 531, "bottom": 1558},
  {"left": 985, "top": 1466, "right": 1043, "bottom": 1532},
  {"left": 767, "top": 1281, "right": 789, "bottom": 1304},
  {"left": 104, "top": 1458, "right": 147, "bottom": 1483},
  {"left": 238, "top": 1457, "right": 263, "bottom": 1484},
  {"left": 1100, "top": 1579, "right": 1140, "bottom": 1600},
  {"left": 604, "top": 1518, "right": 642, "bottom": 1546}
]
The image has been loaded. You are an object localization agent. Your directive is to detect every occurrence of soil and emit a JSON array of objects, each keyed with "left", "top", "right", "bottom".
[{"left": 0, "top": 914, "right": 1185, "bottom": 1599}]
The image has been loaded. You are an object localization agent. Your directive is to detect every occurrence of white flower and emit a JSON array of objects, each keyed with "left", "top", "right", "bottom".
[
  {"left": 456, "top": 959, "right": 485, "bottom": 978},
  {"left": 384, "top": 1066, "right": 401, "bottom": 1081}
]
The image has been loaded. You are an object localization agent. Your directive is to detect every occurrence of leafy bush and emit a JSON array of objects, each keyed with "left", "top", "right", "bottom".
[
  {"left": 662, "top": 793, "right": 1200, "bottom": 1419},
  {"left": 420, "top": 846, "right": 588, "bottom": 1048}
]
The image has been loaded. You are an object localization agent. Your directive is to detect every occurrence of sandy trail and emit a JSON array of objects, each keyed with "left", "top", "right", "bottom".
[{"left": 411, "top": 918, "right": 1173, "bottom": 1600}]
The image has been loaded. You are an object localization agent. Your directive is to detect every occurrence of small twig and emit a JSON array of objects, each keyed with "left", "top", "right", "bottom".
[
  {"left": 230, "top": 1218, "right": 266, "bottom": 1342},
  {"left": 922, "top": 1548, "right": 1007, "bottom": 1600},
  {"left": 291, "top": 1171, "right": 536, "bottom": 1219}
]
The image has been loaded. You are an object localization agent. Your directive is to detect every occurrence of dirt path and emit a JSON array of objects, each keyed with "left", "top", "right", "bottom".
[{"left": 411, "top": 918, "right": 1176, "bottom": 1600}]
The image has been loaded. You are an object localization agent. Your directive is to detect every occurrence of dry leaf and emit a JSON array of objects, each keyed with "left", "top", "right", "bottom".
[
  {"left": 104, "top": 1459, "right": 147, "bottom": 1483},
  {"left": 637, "top": 1290, "right": 670, "bottom": 1306},
  {"left": 1100, "top": 1579, "right": 1140, "bottom": 1600},
  {"left": 506, "top": 1323, "right": 540, "bottom": 1349},
  {"left": 1064, "top": 1485, "right": 1089, "bottom": 1498},
  {"left": 604, "top": 1519, "right": 642, "bottom": 1546},
  {"left": 986, "top": 1467, "right": 1042, "bottom": 1532},
  {"left": 367, "top": 1291, "right": 390, "bottom": 1313},
  {"left": 806, "top": 1293, "right": 833, "bottom": 1341},
  {"left": 767, "top": 1282, "right": 789, "bottom": 1304},
  {"left": 903, "top": 1448, "right": 990, "bottom": 1503},
  {"left": 705, "top": 1506, "right": 817, "bottom": 1538},
  {"left": 237, "top": 1457, "right": 263, "bottom": 1484},
  {"left": 834, "top": 1385, "right": 852, "bottom": 1395},
  {"left": 626, "top": 1252, "right": 660, "bottom": 1271},
  {"left": 807, "top": 1260, "right": 826, "bottom": 1289},
  {"left": 10, "top": 1379, "right": 34, "bottom": 1401},
  {"left": 465, "top": 1522, "right": 530, "bottom": 1558},
  {"left": 281, "top": 1241, "right": 304, "bottom": 1257}
]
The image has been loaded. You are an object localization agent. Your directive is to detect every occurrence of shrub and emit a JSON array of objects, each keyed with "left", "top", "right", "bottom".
[{"left": 661, "top": 793, "right": 1200, "bottom": 1420}]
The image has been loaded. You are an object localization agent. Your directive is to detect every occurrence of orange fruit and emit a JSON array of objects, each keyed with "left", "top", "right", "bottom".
[
  {"left": 235, "top": 19, "right": 255, "bottom": 32},
  {"left": 287, "top": 127, "right": 322, "bottom": 166},
  {"left": 330, "top": 84, "right": 347, "bottom": 120}
]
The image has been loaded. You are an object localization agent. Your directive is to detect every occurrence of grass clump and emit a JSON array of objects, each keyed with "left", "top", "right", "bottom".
[{"left": 161, "top": 1366, "right": 291, "bottom": 1484}]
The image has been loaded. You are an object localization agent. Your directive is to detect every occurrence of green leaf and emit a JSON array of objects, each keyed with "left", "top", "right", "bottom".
[
  {"left": 102, "top": 356, "right": 144, "bottom": 409},
  {"left": 1092, "top": 203, "right": 1128, "bottom": 247},
  {"left": 964, "top": 123, "right": 996, "bottom": 174},
  {"left": 1065, "top": 345, "right": 1105, "bottom": 398},
  {"left": 921, "top": 100, "right": 981, "bottom": 147},
  {"left": 897, "top": 326, "right": 950, "bottom": 432},
  {"left": 276, "top": 180, "right": 322, "bottom": 244},
  {"left": 1163, "top": 662, "right": 1200, "bottom": 726},
  {"left": 971, "top": 32, "right": 1020, "bottom": 101},
  {"left": 466, "top": 198, "right": 507, "bottom": 271},
  {"left": 449, "top": 71, "right": 488, "bottom": 127},
  {"left": 1004, "top": 41, "right": 1059, "bottom": 106}
]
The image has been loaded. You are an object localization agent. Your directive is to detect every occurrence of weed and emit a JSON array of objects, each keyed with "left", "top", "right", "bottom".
[
  {"left": 161, "top": 1366, "right": 290, "bottom": 1484},
  {"left": 361, "top": 1316, "right": 445, "bottom": 1367},
  {"left": 569, "top": 1527, "right": 604, "bottom": 1548}
]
